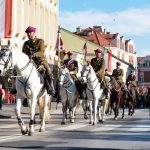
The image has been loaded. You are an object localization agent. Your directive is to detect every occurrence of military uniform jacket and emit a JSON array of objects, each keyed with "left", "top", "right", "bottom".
[
  {"left": 91, "top": 57, "right": 105, "bottom": 77},
  {"left": 22, "top": 38, "right": 45, "bottom": 64},
  {"left": 112, "top": 68, "right": 124, "bottom": 83},
  {"left": 127, "top": 74, "right": 136, "bottom": 86},
  {"left": 63, "top": 59, "right": 78, "bottom": 73}
]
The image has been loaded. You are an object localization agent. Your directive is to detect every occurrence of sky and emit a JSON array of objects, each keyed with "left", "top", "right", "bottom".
[{"left": 59, "top": 0, "right": 150, "bottom": 57}]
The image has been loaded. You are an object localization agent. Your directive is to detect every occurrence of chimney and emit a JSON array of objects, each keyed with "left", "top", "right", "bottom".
[
  {"left": 106, "top": 32, "right": 110, "bottom": 34},
  {"left": 93, "top": 26, "right": 103, "bottom": 32},
  {"left": 103, "top": 28, "right": 106, "bottom": 34},
  {"left": 76, "top": 26, "right": 82, "bottom": 33}
]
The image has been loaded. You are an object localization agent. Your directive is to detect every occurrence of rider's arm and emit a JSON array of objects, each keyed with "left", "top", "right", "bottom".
[
  {"left": 118, "top": 69, "right": 124, "bottom": 80},
  {"left": 98, "top": 59, "right": 105, "bottom": 76},
  {"left": 33, "top": 39, "right": 45, "bottom": 58}
]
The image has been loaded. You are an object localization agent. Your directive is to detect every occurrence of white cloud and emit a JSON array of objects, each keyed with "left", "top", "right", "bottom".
[{"left": 59, "top": 7, "right": 150, "bottom": 36}]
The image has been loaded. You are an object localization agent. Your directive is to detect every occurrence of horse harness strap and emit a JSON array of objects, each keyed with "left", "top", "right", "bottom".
[
  {"left": 87, "top": 78, "right": 99, "bottom": 91},
  {"left": 18, "top": 64, "right": 34, "bottom": 98}
]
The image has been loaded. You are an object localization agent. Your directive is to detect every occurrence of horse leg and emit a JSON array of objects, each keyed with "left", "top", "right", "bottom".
[
  {"left": 82, "top": 99, "right": 89, "bottom": 119},
  {"left": 39, "top": 95, "right": 50, "bottom": 132},
  {"left": 98, "top": 101, "right": 103, "bottom": 123},
  {"left": 89, "top": 101, "right": 93, "bottom": 124},
  {"left": 93, "top": 98, "right": 98, "bottom": 125},
  {"left": 102, "top": 99, "right": 108, "bottom": 122},
  {"left": 69, "top": 100, "right": 75, "bottom": 123},
  {"left": 122, "top": 98, "right": 125, "bottom": 119},
  {"left": 28, "top": 97, "right": 37, "bottom": 136},
  {"left": 61, "top": 101, "right": 67, "bottom": 125},
  {"left": 15, "top": 96, "right": 28, "bottom": 135},
  {"left": 114, "top": 101, "right": 119, "bottom": 120}
]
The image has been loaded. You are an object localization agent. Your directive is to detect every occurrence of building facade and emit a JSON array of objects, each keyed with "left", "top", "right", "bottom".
[
  {"left": 137, "top": 55, "right": 150, "bottom": 87},
  {"left": 0, "top": 0, "right": 59, "bottom": 51}
]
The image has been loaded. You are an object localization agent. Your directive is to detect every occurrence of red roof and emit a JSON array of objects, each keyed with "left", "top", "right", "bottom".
[
  {"left": 75, "top": 27, "right": 115, "bottom": 47},
  {"left": 137, "top": 57, "right": 144, "bottom": 62}
]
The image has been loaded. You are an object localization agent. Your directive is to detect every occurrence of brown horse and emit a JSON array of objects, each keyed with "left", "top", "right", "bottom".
[
  {"left": 123, "top": 83, "right": 137, "bottom": 117},
  {"left": 110, "top": 77, "right": 124, "bottom": 120}
]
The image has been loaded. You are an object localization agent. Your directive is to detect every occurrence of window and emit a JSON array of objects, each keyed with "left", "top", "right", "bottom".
[{"left": 140, "top": 75, "right": 144, "bottom": 82}]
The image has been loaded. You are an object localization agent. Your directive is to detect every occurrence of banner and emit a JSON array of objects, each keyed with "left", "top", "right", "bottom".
[{"left": 0, "top": 0, "right": 12, "bottom": 38}]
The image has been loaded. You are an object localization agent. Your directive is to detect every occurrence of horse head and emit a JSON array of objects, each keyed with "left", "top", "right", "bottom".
[
  {"left": 59, "top": 66, "right": 71, "bottom": 86},
  {"left": 0, "top": 42, "right": 13, "bottom": 76},
  {"left": 81, "top": 64, "right": 91, "bottom": 83}
]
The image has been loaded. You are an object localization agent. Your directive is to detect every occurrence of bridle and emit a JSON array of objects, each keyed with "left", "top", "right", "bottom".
[
  {"left": 60, "top": 68, "right": 73, "bottom": 93},
  {"left": 0, "top": 47, "right": 13, "bottom": 74},
  {"left": 81, "top": 65, "right": 99, "bottom": 91}
]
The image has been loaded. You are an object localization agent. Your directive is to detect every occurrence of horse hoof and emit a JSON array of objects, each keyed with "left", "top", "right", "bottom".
[
  {"left": 93, "top": 122, "right": 96, "bottom": 126},
  {"left": 84, "top": 115, "right": 89, "bottom": 120},
  {"left": 21, "top": 129, "right": 28, "bottom": 135},
  {"left": 70, "top": 120, "right": 74, "bottom": 123},
  {"left": 99, "top": 120, "right": 104, "bottom": 123},
  {"left": 28, "top": 131, "right": 34, "bottom": 136},
  {"left": 61, "top": 121, "right": 66, "bottom": 125},
  {"left": 114, "top": 117, "right": 117, "bottom": 120},
  {"left": 89, "top": 121, "right": 92, "bottom": 124},
  {"left": 39, "top": 128, "right": 45, "bottom": 132}
]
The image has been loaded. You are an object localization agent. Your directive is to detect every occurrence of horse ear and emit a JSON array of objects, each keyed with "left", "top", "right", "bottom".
[{"left": 63, "top": 64, "right": 66, "bottom": 69}]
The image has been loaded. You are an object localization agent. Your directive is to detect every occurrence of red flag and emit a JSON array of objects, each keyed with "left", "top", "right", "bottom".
[
  {"left": 56, "top": 28, "right": 65, "bottom": 51},
  {"left": 83, "top": 42, "right": 87, "bottom": 56}
]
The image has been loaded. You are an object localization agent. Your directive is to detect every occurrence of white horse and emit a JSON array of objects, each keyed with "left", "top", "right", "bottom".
[
  {"left": 0, "top": 44, "right": 51, "bottom": 136},
  {"left": 59, "top": 66, "right": 78, "bottom": 124},
  {"left": 81, "top": 64, "right": 109, "bottom": 125}
]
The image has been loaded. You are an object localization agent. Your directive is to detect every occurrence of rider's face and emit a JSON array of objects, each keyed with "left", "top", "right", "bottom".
[
  {"left": 68, "top": 55, "right": 73, "bottom": 60},
  {"left": 95, "top": 52, "right": 101, "bottom": 58},
  {"left": 27, "top": 32, "right": 36, "bottom": 40}
]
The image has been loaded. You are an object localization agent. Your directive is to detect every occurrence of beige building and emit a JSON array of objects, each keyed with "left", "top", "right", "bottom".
[{"left": 0, "top": 0, "right": 59, "bottom": 51}]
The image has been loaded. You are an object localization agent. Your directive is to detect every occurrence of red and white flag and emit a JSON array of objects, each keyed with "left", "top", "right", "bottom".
[
  {"left": 82, "top": 42, "right": 87, "bottom": 56},
  {"left": 56, "top": 27, "right": 65, "bottom": 51},
  {"left": 0, "top": 0, "right": 12, "bottom": 38},
  {"left": 82, "top": 42, "right": 88, "bottom": 61}
]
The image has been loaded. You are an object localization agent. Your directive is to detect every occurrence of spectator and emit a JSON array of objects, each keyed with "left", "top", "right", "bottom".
[{"left": 0, "top": 84, "right": 5, "bottom": 110}]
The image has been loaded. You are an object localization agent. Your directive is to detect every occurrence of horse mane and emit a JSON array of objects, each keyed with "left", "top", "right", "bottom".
[{"left": 111, "top": 77, "right": 120, "bottom": 91}]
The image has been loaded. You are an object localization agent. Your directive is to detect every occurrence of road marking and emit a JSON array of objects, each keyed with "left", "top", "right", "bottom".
[
  {"left": 91, "top": 124, "right": 122, "bottom": 132},
  {"left": 0, "top": 134, "right": 22, "bottom": 142},
  {"left": 128, "top": 125, "right": 150, "bottom": 132},
  {"left": 55, "top": 123, "right": 88, "bottom": 131}
]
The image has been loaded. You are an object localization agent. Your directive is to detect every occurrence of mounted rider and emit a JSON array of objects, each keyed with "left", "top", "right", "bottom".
[
  {"left": 126, "top": 69, "right": 137, "bottom": 88},
  {"left": 22, "top": 26, "right": 55, "bottom": 95},
  {"left": 112, "top": 62, "right": 128, "bottom": 98},
  {"left": 90, "top": 48, "right": 109, "bottom": 99},
  {"left": 63, "top": 51, "right": 83, "bottom": 99}
]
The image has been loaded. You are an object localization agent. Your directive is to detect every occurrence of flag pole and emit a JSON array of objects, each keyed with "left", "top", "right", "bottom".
[
  {"left": 84, "top": 40, "right": 87, "bottom": 64},
  {"left": 56, "top": 25, "right": 61, "bottom": 109}
]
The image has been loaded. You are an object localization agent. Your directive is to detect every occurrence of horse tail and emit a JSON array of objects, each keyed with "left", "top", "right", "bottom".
[
  {"left": 105, "top": 98, "right": 110, "bottom": 114},
  {"left": 38, "top": 96, "right": 51, "bottom": 121}
]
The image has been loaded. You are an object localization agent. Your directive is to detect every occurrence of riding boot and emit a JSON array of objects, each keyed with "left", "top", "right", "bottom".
[
  {"left": 42, "top": 62, "right": 55, "bottom": 95},
  {"left": 75, "top": 80, "right": 83, "bottom": 99},
  {"left": 104, "top": 88, "right": 109, "bottom": 99},
  {"left": 124, "top": 90, "right": 128, "bottom": 99}
]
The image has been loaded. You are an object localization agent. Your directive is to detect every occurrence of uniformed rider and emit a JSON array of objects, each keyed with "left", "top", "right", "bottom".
[
  {"left": 22, "top": 26, "right": 55, "bottom": 95},
  {"left": 91, "top": 48, "right": 109, "bottom": 99},
  {"left": 63, "top": 51, "right": 83, "bottom": 99},
  {"left": 112, "top": 62, "right": 128, "bottom": 98},
  {"left": 126, "top": 69, "right": 137, "bottom": 88}
]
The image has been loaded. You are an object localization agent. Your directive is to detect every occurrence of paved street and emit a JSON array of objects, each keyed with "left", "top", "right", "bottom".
[{"left": 0, "top": 102, "right": 150, "bottom": 150}]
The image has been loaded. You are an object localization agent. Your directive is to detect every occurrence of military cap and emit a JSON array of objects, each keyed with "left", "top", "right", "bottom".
[
  {"left": 94, "top": 48, "right": 102, "bottom": 53},
  {"left": 67, "top": 51, "right": 73, "bottom": 56},
  {"left": 25, "top": 26, "right": 36, "bottom": 33},
  {"left": 116, "top": 62, "right": 121, "bottom": 66}
]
